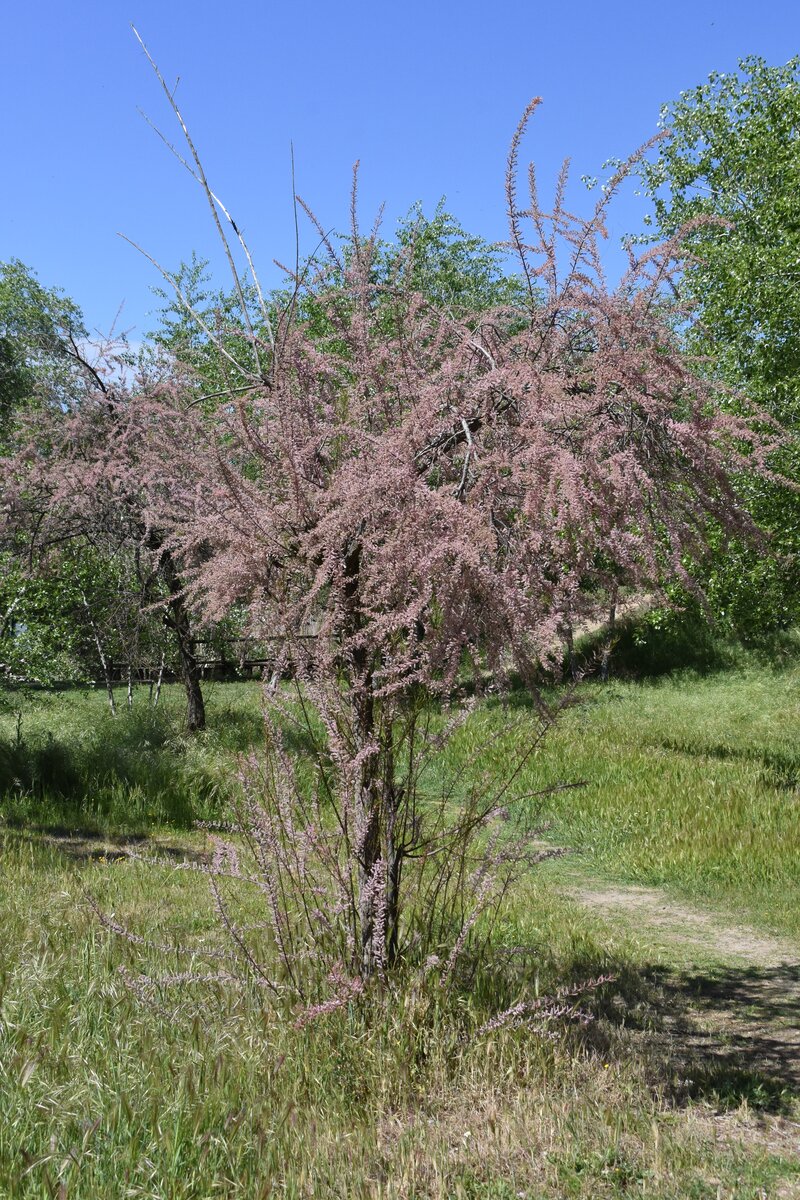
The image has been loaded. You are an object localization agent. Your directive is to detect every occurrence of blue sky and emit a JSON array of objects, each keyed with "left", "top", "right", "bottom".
[{"left": 3, "top": 1, "right": 799, "bottom": 339}]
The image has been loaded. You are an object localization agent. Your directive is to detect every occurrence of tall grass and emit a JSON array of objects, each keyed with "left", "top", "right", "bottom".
[
  {"left": 440, "top": 669, "right": 800, "bottom": 934},
  {"left": 1, "top": 832, "right": 797, "bottom": 1198},
  {"left": 2, "top": 653, "right": 799, "bottom": 935},
  {"left": 0, "top": 683, "right": 263, "bottom": 832},
  {"left": 531, "top": 662, "right": 800, "bottom": 935},
  {"left": 2, "top": 660, "right": 800, "bottom": 1195}
]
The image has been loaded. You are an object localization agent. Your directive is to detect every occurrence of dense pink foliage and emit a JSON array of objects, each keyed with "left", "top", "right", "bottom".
[
  {"left": 139, "top": 108, "right": 768, "bottom": 698},
  {"left": 2, "top": 103, "right": 779, "bottom": 1001},
  {"left": 103, "top": 105, "right": 775, "bottom": 992}
]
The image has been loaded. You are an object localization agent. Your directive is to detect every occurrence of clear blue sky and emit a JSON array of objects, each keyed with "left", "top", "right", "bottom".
[{"left": 3, "top": 1, "right": 799, "bottom": 339}]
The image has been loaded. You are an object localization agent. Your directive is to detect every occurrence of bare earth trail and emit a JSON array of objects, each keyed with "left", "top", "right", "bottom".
[{"left": 560, "top": 870, "right": 800, "bottom": 1166}]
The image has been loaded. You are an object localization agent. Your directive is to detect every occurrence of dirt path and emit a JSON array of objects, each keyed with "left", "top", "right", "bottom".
[
  {"left": 566, "top": 875, "right": 800, "bottom": 1160},
  {"left": 572, "top": 881, "right": 800, "bottom": 970}
]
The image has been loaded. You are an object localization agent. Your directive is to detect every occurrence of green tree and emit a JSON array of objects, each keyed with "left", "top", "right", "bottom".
[
  {"left": 148, "top": 252, "right": 264, "bottom": 404},
  {"left": 639, "top": 57, "right": 800, "bottom": 635},
  {"left": 150, "top": 205, "right": 525, "bottom": 399},
  {"left": 0, "top": 260, "right": 89, "bottom": 439},
  {"left": 388, "top": 200, "right": 526, "bottom": 318},
  {"left": 0, "top": 543, "right": 166, "bottom": 698}
]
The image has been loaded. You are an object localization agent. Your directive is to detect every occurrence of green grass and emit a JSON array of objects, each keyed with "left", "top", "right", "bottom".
[
  {"left": 2, "top": 654, "right": 799, "bottom": 934},
  {"left": 1, "top": 659, "right": 800, "bottom": 1195},
  {"left": 1, "top": 831, "right": 797, "bottom": 1199},
  {"left": 423, "top": 657, "right": 800, "bottom": 939},
  {"left": 0, "top": 682, "right": 264, "bottom": 832},
  {"left": 539, "top": 664, "right": 800, "bottom": 936}
]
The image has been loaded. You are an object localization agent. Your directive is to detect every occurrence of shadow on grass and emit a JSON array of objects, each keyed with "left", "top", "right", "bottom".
[
  {"left": 2, "top": 823, "right": 209, "bottom": 865},
  {"left": 0, "top": 702, "right": 256, "bottom": 832},
  {"left": 420, "top": 934, "right": 800, "bottom": 1117},
  {"left": 654, "top": 738, "right": 800, "bottom": 792},
  {"left": 583, "top": 960, "right": 800, "bottom": 1116},
  {"left": 201, "top": 704, "right": 265, "bottom": 753},
  {"left": 670, "top": 963, "right": 800, "bottom": 1106},
  {"left": 576, "top": 611, "right": 731, "bottom": 679}
]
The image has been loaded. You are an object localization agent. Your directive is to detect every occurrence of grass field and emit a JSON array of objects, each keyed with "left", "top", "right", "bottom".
[
  {"left": 3, "top": 654, "right": 797, "bottom": 937},
  {"left": 1, "top": 654, "right": 799, "bottom": 1197},
  {"left": 480, "top": 661, "right": 800, "bottom": 937}
]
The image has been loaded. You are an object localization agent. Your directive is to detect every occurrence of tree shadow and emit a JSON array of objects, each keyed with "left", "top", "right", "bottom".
[
  {"left": 0, "top": 703, "right": 236, "bottom": 830},
  {"left": 654, "top": 737, "right": 799, "bottom": 792},
  {"left": 1, "top": 824, "right": 209, "bottom": 865},
  {"left": 574, "top": 610, "right": 730, "bottom": 679},
  {"left": 665, "top": 963, "right": 800, "bottom": 1108},
  {"left": 203, "top": 705, "right": 265, "bottom": 752},
  {"left": 587, "top": 960, "right": 800, "bottom": 1115}
]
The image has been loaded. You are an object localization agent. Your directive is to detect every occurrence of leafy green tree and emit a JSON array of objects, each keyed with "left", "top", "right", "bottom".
[
  {"left": 294, "top": 201, "right": 526, "bottom": 346},
  {"left": 642, "top": 57, "right": 800, "bottom": 413},
  {"left": 0, "top": 543, "right": 166, "bottom": 698},
  {"left": 387, "top": 200, "right": 526, "bottom": 318},
  {"left": 0, "top": 260, "right": 89, "bottom": 439},
  {"left": 148, "top": 252, "right": 264, "bottom": 404},
  {"left": 150, "top": 204, "right": 525, "bottom": 399},
  {"left": 639, "top": 57, "right": 800, "bottom": 635}
]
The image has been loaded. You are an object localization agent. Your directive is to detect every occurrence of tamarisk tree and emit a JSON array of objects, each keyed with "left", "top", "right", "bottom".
[
  {"left": 128, "top": 97, "right": 773, "bottom": 1001},
  {"left": 0, "top": 342, "right": 211, "bottom": 727}
]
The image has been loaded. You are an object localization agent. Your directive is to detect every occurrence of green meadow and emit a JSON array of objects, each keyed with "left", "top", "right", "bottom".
[{"left": 1, "top": 651, "right": 799, "bottom": 1197}]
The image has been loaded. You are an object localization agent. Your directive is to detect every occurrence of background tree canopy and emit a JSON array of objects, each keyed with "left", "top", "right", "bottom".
[
  {"left": 149, "top": 203, "right": 527, "bottom": 399},
  {"left": 0, "top": 260, "right": 89, "bottom": 441},
  {"left": 639, "top": 56, "right": 800, "bottom": 637}
]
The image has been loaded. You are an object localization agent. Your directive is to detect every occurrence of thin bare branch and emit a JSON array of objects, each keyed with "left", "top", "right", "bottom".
[{"left": 131, "top": 26, "right": 271, "bottom": 371}]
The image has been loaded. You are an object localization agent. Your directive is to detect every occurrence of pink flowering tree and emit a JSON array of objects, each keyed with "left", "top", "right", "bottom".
[
  {"left": 0, "top": 341, "right": 213, "bottom": 728},
  {"left": 118, "top": 96, "right": 775, "bottom": 1008}
]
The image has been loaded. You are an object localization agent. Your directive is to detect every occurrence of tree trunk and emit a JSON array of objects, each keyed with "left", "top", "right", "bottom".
[
  {"left": 158, "top": 545, "right": 206, "bottom": 732},
  {"left": 81, "top": 589, "right": 116, "bottom": 715},
  {"left": 152, "top": 651, "right": 165, "bottom": 708},
  {"left": 564, "top": 616, "right": 577, "bottom": 680},
  {"left": 384, "top": 797, "right": 402, "bottom": 967},
  {"left": 600, "top": 592, "right": 618, "bottom": 683},
  {"left": 357, "top": 767, "right": 382, "bottom": 977},
  {"left": 355, "top": 752, "right": 402, "bottom": 977},
  {"left": 171, "top": 590, "right": 206, "bottom": 732},
  {"left": 343, "top": 535, "right": 397, "bottom": 978}
]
